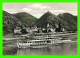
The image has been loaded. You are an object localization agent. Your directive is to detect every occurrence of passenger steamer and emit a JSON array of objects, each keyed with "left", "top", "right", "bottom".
[
  {"left": 17, "top": 39, "right": 53, "bottom": 48},
  {"left": 17, "top": 35, "right": 65, "bottom": 48}
]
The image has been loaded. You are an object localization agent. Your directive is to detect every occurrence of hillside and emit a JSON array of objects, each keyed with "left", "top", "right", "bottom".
[
  {"left": 35, "top": 11, "right": 77, "bottom": 32},
  {"left": 13, "top": 12, "right": 37, "bottom": 27},
  {"left": 3, "top": 10, "right": 77, "bottom": 36},
  {"left": 58, "top": 13, "right": 77, "bottom": 31},
  {"left": 3, "top": 10, "right": 23, "bottom": 35},
  {"left": 3, "top": 11, "right": 38, "bottom": 35},
  {"left": 35, "top": 11, "right": 60, "bottom": 28}
]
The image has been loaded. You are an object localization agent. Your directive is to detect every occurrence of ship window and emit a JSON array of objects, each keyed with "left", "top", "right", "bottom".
[{"left": 47, "top": 40, "right": 51, "bottom": 43}]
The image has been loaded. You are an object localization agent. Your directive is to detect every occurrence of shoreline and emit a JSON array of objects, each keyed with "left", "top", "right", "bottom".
[{"left": 3, "top": 33, "right": 77, "bottom": 40}]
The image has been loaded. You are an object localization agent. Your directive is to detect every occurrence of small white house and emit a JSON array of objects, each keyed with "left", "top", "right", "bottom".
[{"left": 14, "top": 27, "right": 21, "bottom": 34}]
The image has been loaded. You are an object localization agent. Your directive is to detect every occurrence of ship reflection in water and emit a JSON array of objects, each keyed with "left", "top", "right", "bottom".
[{"left": 4, "top": 42, "right": 76, "bottom": 55}]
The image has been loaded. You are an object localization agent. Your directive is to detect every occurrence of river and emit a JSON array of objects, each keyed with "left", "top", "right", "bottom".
[
  {"left": 3, "top": 34, "right": 77, "bottom": 55},
  {"left": 3, "top": 42, "right": 77, "bottom": 55}
]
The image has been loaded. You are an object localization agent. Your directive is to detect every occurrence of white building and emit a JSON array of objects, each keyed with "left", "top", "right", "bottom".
[{"left": 14, "top": 27, "right": 21, "bottom": 34}]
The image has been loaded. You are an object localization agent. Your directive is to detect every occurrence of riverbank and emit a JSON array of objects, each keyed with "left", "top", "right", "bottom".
[{"left": 3, "top": 33, "right": 77, "bottom": 55}]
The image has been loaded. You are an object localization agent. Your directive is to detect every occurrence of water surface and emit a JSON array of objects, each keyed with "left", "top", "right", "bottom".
[{"left": 3, "top": 42, "right": 77, "bottom": 55}]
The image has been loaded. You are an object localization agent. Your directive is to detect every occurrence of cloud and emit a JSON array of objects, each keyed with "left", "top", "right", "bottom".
[
  {"left": 32, "top": 3, "right": 42, "bottom": 8},
  {"left": 22, "top": 8, "right": 32, "bottom": 12},
  {"left": 31, "top": 3, "right": 50, "bottom": 10},
  {"left": 3, "top": 8, "right": 33, "bottom": 13},
  {"left": 50, "top": 9, "right": 77, "bottom": 15},
  {"left": 3, "top": 9, "right": 17, "bottom": 13}
]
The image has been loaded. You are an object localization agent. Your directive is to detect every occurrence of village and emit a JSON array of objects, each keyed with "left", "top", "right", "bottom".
[{"left": 14, "top": 23, "right": 65, "bottom": 35}]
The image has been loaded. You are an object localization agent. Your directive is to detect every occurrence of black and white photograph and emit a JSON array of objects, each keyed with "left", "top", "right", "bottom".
[{"left": 3, "top": 3, "right": 77, "bottom": 55}]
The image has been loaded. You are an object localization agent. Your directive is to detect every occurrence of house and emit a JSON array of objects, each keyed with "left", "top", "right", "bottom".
[{"left": 14, "top": 27, "right": 21, "bottom": 34}]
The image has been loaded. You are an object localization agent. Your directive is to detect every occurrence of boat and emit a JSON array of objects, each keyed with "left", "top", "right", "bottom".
[
  {"left": 60, "top": 37, "right": 71, "bottom": 43},
  {"left": 17, "top": 38, "right": 53, "bottom": 48},
  {"left": 17, "top": 35, "right": 71, "bottom": 48},
  {"left": 44, "top": 36, "right": 71, "bottom": 44},
  {"left": 44, "top": 36, "right": 63, "bottom": 44}
]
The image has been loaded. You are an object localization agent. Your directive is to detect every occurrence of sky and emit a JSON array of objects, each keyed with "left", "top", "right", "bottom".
[{"left": 3, "top": 3, "right": 77, "bottom": 18}]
